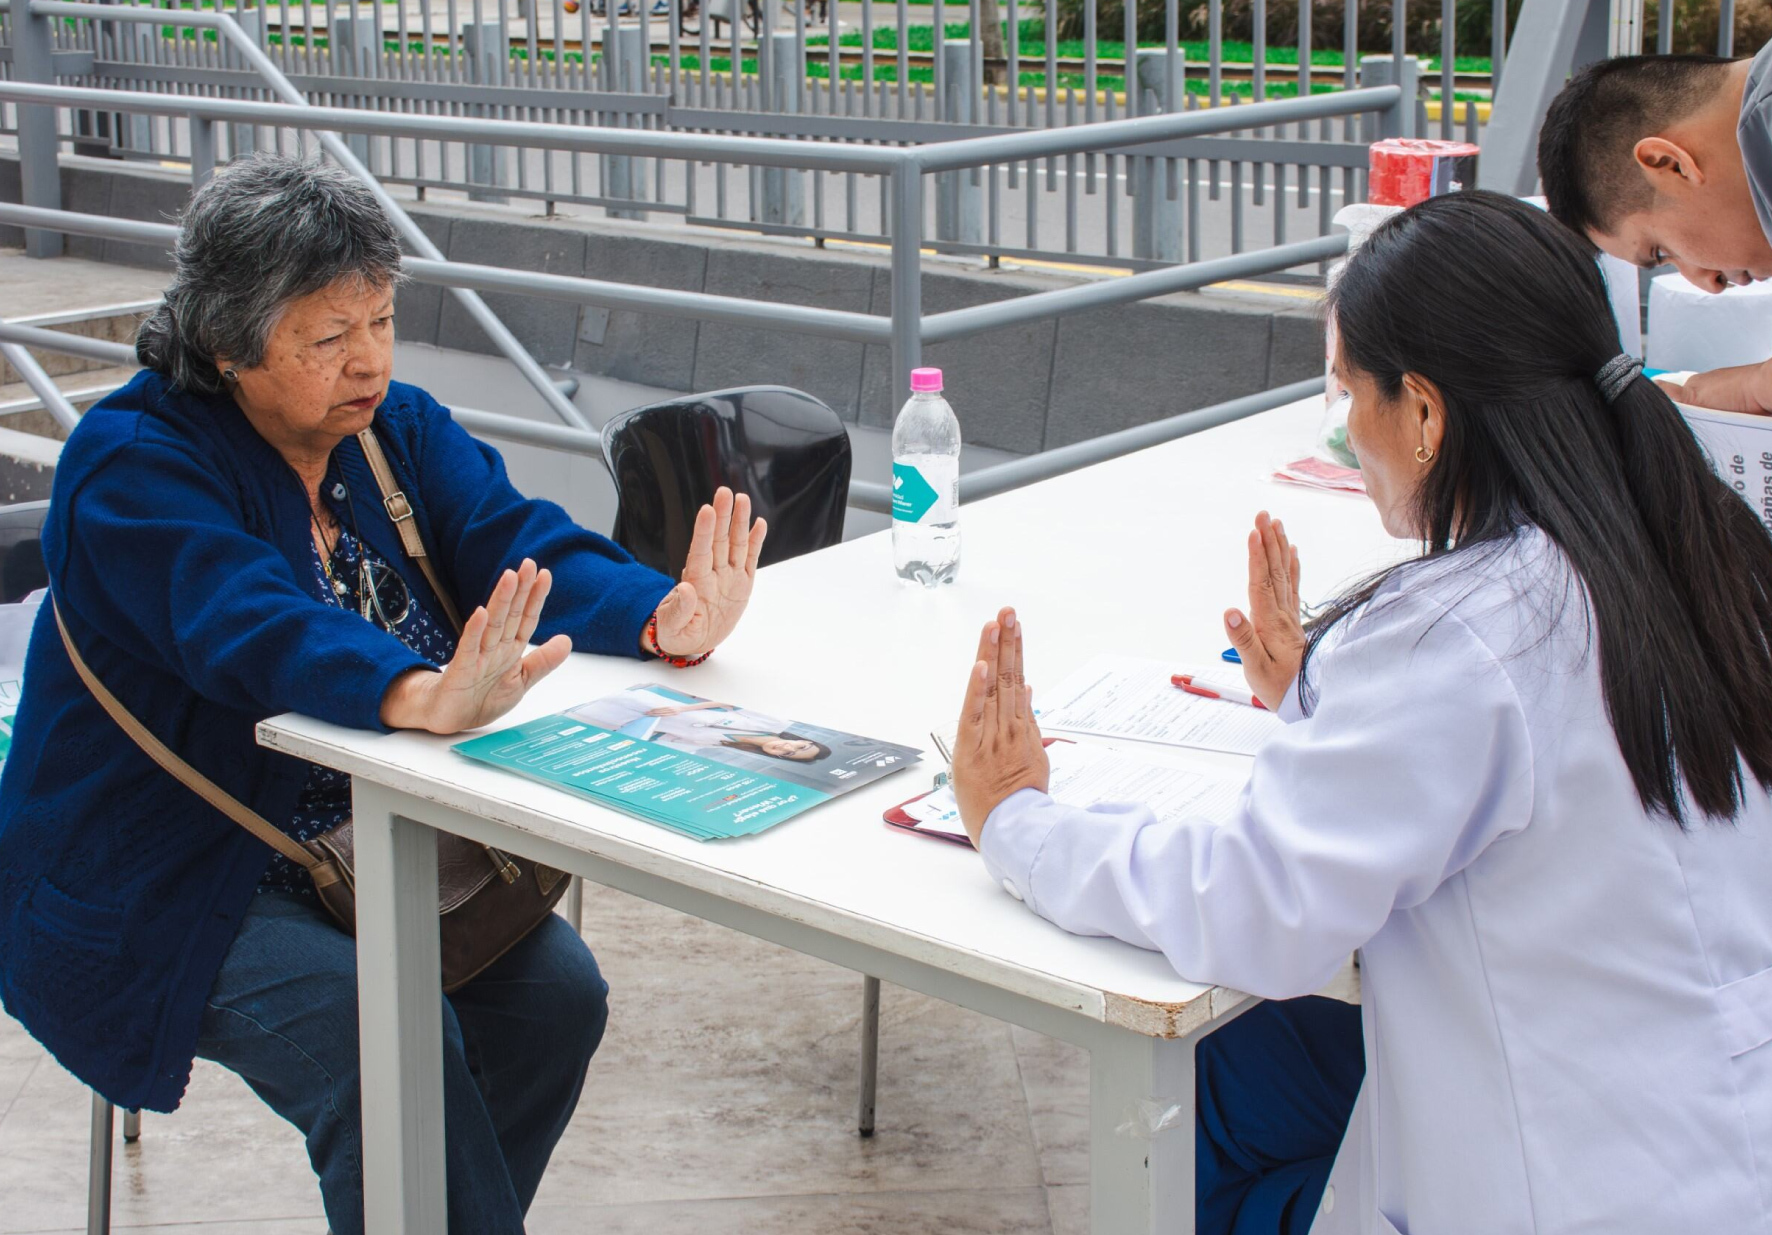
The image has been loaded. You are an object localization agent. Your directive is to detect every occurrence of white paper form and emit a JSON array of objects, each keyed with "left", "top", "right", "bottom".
[
  {"left": 1679, "top": 403, "right": 1772, "bottom": 534},
  {"left": 903, "top": 739, "right": 1247, "bottom": 828},
  {"left": 1035, "top": 654, "right": 1283, "bottom": 755}
]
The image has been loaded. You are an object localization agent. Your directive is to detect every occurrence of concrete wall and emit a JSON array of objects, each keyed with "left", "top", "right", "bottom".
[{"left": 2, "top": 155, "right": 1326, "bottom": 455}]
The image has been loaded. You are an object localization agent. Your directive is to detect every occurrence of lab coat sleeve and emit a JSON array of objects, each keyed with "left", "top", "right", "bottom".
[{"left": 978, "top": 591, "right": 1536, "bottom": 998}]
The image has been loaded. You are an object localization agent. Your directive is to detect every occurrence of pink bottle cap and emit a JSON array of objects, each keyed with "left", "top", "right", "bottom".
[{"left": 910, "top": 367, "right": 944, "bottom": 392}]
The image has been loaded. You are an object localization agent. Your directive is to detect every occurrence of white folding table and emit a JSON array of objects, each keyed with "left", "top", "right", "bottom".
[{"left": 258, "top": 393, "right": 1400, "bottom": 1234}]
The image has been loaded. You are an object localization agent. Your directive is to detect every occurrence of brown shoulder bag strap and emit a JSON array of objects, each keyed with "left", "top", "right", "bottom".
[
  {"left": 52, "top": 600, "right": 343, "bottom": 889},
  {"left": 356, "top": 428, "right": 464, "bottom": 636}
]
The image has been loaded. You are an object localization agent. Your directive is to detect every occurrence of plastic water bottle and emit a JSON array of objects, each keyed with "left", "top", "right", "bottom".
[{"left": 891, "top": 367, "right": 961, "bottom": 586}]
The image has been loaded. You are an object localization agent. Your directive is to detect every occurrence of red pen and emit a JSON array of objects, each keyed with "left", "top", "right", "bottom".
[{"left": 1171, "top": 673, "right": 1267, "bottom": 711}]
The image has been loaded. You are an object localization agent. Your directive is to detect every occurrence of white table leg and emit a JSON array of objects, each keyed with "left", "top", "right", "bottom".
[
  {"left": 1089, "top": 1029, "right": 1196, "bottom": 1235},
  {"left": 353, "top": 785, "right": 447, "bottom": 1234}
]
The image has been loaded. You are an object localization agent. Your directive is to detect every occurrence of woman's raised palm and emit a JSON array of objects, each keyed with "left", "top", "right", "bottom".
[
  {"left": 652, "top": 487, "right": 768, "bottom": 659},
  {"left": 394, "top": 558, "right": 571, "bottom": 734}
]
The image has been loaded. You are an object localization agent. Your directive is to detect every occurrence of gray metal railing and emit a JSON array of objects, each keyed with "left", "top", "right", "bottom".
[
  {"left": 0, "top": 71, "right": 1384, "bottom": 402},
  {"left": 0, "top": 0, "right": 1447, "bottom": 268},
  {"left": 1, "top": 3, "right": 1383, "bottom": 509}
]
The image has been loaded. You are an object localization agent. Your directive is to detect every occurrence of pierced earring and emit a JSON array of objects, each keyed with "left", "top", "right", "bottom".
[
  {"left": 1415, "top": 444, "right": 1435, "bottom": 464},
  {"left": 222, "top": 367, "right": 239, "bottom": 383}
]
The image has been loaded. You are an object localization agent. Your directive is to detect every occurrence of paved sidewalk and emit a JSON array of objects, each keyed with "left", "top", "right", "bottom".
[{"left": 0, "top": 882, "right": 1096, "bottom": 1234}]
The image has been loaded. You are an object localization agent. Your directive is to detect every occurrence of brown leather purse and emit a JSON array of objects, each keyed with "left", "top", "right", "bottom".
[{"left": 52, "top": 427, "right": 570, "bottom": 993}]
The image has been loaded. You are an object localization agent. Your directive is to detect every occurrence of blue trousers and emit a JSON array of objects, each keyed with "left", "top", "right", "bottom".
[
  {"left": 1196, "top": 996, "right": 1365, "bottom": 1235},
  {"left": 195, "top": 891, "right": 609, "bottom": 1235}
]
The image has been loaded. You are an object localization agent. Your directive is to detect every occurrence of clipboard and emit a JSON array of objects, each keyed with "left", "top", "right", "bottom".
[{"left": 882, "top": 738, "right": 1071, "bottom": 848}]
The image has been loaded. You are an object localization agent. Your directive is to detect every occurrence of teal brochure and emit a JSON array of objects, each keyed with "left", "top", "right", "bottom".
[{"left": 453, "top": 684, "right": 923, "bottom": 841}]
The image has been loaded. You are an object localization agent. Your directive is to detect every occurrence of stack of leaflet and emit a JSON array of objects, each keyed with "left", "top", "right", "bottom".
[
  {"left": 454, "top": 683, "right": 921, "bottom": 841},
  {"left": 1272, "top": 455, "right": 1366, "bottom": 495}
]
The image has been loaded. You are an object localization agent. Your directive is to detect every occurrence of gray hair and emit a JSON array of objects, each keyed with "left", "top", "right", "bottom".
[{"left": 136, "top": 154, "right": 404, "bottom": 396}]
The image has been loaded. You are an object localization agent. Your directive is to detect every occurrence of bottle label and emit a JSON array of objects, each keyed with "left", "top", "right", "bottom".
[{"left": 892, "top": 458, "right": 958, "bottom": 524}]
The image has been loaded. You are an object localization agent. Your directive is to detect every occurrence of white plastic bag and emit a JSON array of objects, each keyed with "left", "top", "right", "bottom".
[{"left": 0, "top": 590, "right": 45, "bottom": 770}]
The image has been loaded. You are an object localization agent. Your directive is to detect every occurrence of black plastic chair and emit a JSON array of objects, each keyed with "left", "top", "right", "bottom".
[
  {"left": 601, "top": 386, "right": 851, "bottom": 578},
  {"left": 598, "top": 387, "right": 883, "bottom": 1133}
]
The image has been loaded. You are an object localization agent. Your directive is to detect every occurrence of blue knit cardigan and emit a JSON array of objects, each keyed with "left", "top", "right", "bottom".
[{"left": 0, "top": 371, "right": 675, "bottom": 1113}]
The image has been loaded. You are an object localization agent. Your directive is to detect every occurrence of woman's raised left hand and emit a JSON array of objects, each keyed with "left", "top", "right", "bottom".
[{"left": 648, "top": 487, "right": 769, "bottom": 660}]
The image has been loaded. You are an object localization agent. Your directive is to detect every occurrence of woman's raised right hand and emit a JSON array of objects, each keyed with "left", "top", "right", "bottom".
[
  {"left": 379, "top": 558, "right": 572, "bottom": 735},
  {"left": 1223, "top": 511, "right": 1305, "bottom": 711}
]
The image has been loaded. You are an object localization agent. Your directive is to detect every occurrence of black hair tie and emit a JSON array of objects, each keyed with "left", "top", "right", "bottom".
[{"left": 1596, "top": 354, "right": 1644, "bottom": 405}]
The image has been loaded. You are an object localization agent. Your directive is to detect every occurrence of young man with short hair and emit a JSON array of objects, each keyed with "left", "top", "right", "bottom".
[{"left": 1539, "top": 51, "right": 1772, "bottom": 411}]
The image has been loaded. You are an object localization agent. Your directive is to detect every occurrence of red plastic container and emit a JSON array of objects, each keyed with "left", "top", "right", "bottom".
[{"left": 1367, "top": 138, "right": 1481, "bottom": 207}]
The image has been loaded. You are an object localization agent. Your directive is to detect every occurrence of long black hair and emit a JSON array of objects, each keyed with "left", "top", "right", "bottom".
[{"left": 1316, "top": 190, "right": 1772, "bottom": 826}]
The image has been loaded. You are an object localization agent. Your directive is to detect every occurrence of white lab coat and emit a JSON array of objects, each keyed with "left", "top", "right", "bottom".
[
  {"left": 569, "top": 688, "right": 786, "bottom": 748},
  {"left": 980, "top": 527, "right": 1772, "bottom": 1234}
]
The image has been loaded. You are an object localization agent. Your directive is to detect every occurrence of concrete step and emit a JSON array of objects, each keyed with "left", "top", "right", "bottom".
[
  {"left": 0, "top": 248, "right": 166, "bottom": 408},
  {"left": 0, "top": 363, "right": 138, "bottom": 443},
  {"left": 0, "top": 303, "right": 155, "bottom": 385}
]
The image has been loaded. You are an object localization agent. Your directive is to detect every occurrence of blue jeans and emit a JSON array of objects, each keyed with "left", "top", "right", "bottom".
[
  {"left": 1196, "top": 996, "right": 1365, "bottom": 1235},
  {"left": 195, "top": 891, "right": 609, "bottom": 1235}
]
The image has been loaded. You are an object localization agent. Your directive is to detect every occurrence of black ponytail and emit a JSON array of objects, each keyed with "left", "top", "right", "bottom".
[{"left": 1318, "top": 191, "right": 1772, "bottom": 826}]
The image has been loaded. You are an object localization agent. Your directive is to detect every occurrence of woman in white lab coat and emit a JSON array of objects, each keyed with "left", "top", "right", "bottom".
[{"left": 951, "top": 191, "right": 1772, "bottom": 1235}]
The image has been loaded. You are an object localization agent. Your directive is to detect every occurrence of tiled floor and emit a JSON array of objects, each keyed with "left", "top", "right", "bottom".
[{"left": 0, "top": 881, "right": 1099, "bottom": 1234}]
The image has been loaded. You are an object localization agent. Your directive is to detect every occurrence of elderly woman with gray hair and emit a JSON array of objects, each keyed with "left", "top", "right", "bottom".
[{"left": 0, "top": 154, "right": 766, "bottom": 1233}]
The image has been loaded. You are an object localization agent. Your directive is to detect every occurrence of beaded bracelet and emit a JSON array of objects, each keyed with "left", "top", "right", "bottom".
[{"left": 646, "top": 610, "right": 713, "bottom": 669}]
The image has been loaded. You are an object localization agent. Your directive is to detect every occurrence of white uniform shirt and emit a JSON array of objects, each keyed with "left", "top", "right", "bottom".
[
  {"left": 572, "top": 688, "right": 784, "bottom": 748},
  {"left": 980, "top": 528, "right": 1772, "bottom": 1235}
]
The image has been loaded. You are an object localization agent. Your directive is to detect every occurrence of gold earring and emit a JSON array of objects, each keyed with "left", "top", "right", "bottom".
[{"left": 1415, "top": 444, "right": 1435, "bottom": 464}]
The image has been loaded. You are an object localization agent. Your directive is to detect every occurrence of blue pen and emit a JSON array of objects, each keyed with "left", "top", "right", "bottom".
[{"left": 1222, "top": 647, "right": 1242, "bottom": 664}]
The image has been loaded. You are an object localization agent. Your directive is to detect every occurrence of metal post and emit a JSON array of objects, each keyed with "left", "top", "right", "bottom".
[
  {"left": 760, "top": 31, "right": 805, "bottom": 226},
  {"left": 604, "top": 26, "right": 648, "bottom": 220},
  {"left": 1719, "top": 0, "right": 1736, "bottom": 55},
  {"left": 1132, "top": 49, "right": 1184, "bottom": 264},
  {"left": 227, "top": 8, "right": 262, "bottom": 160},
  {"left": 121, "top": 1109, "right": 141, "bottom": 1143},
  {"left": 1359, "top": 53, "right": 1419, "bottom": 140},
  {"left": 888, "top": 161, "right": 924, "bottom": 411},
  {"left": 566, "top": 876, "right": 584, "bottom": 933},
  {"left": 935, "top": 41, "right": 982, "bottom": 245},
  {"left": 189, "top": 117, "right": 217, "bottom": 189},
  {"left": 331, "top": 14, "right": 376, "bottom": 166},
  {"left": 87, "top": 1094, "right": 113, "bottom": 1235},
  {"left": 1609, "top": 0, "right": 1646, "bottom": 57},
  {"left": 101, "top": 0, "right": 154, "bottom": 157},
  {"left": 463, "top": 21, "right": 511, "bottom": 203},
  {"left": 857, "top": 974, "right": 881, "bottom": 1137},
  {"left": 14, "top": 3, "right": 65, "bottom": 259},
  {"left": 353, "top": 789, "right": 448, "bottom": 1234},
  {"left": 1477, "top": 0, "right": 1609, "bottom": 195}
]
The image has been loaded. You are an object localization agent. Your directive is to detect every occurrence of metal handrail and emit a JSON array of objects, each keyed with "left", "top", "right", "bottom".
[
  {"left": 0, "top": 341, "right": 82, "bottom": 431},
  {"left": 913, "top": 86, "right": 1401, "bottom": 172},
  {"left": 0, "top": 321, "right": 141, "bottom": 367},
  {"left": 0, "top": 80, "right": 904, "bottom": 173},
  {"left": 0, "top": 74, "right": 1399, "bottom": 177},
  {"left": 922, "top": 235, "right": 1347, "bottom": 343},
  {"left": 957, "top": 376, "right": 1325, "bottom": 505},
  {"left": 0, "top": 306, "right": 1317, "bottom": 515},
  {"left": 0, "top": 321, "right": 610, "bottom": 456},
  {"left": 0, "top": 193, "right": 1328, "bottom": 364}
]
